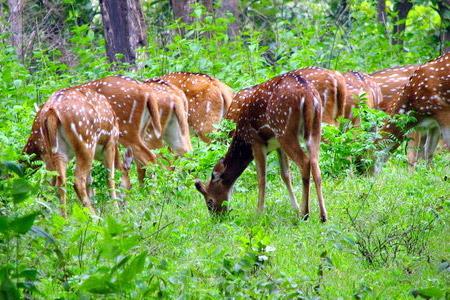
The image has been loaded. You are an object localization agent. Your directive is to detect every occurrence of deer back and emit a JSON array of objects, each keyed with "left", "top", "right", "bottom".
[
  {"left": 79, "top": 75, "right": 162, "bottom": 145},
  {"left": 159, "top": 72, "right": 232, "bottom": 134},
  {"left": 24, "top": 88, "right": 119, "bottom": 164},
  {"left": 343, "top": 71, "right": 383, "bottom": 119},
  {"left": 291, "top": 67, "right": 347, "bottom": 125},
  {"left": 371, "top": 64, "right": 419, "bottom": 110}
]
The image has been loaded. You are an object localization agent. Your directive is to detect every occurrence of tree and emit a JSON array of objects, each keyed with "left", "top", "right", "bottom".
[
  {"left": 392, "top": 0, "right": 413, "bottom": 45},
  {"left": 377, "top": 0, "right": 386, "bottom": 26},
  {"left": 169, "top": 0, "right": 214, "bottom": 23},
  {"left": 99, "top": 0, "right": 147, "bottom": 64},
  {"left": 220, "top": 0, "right": 239, "bottom": 37},
  {"left": 436, "top": 0, "right": 449, "bottom": 53},
  {"left": 7, "top": 0, "right": 25, "bottom": 61}
]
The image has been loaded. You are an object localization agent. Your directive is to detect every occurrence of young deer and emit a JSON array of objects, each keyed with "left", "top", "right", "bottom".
[
  {"left": 79, "top": 76, "right": 162, "bottom": 168},
  {"left": 123, "top": 78, "right": 193, "bottom": 182},
  {"left": 157, "top": 72, "right": 234, "bottom": 142},
  {"left": 343, "top": 71, "right": 383, "bottom": 122},
  {"left": 24, "top": 88, "right": 120, "bottom": 216},
  {"left": 195, "top": 73, "right": 327, "bottom": 222},
  {"left": 373, "top": 53, "right": 449, "bottom": 173}
]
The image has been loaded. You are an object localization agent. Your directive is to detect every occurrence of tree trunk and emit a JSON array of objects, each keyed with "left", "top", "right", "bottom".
[
  {"left": 99, "top": 0, "right": 147, "bottom": 64},
  {"left": 392, "top": 0, "right": 412, "bottom": 45},
  {"left": 220, "top": 0, "right": 239, "bottom": 37},
  {"left": 170, "top": 0, "right": 213, "bottom": 23},
  {"left": 170, "top": 0, "right": 196, "bottom": 23},
  {"left": 437, "top": 1, "right": 450, "bottom": 53},
  {"left": 7, "top": 0, "right": 25, "bottom": 60},
  {"left": 377, "top": 0, "right": 386, "bottom": 26}
]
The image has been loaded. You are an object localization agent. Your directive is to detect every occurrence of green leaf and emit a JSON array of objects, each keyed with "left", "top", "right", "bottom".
[
  {"left": 1, "top": 161, "right": 24, "bottom": 177},
  {"left": 80, "top": 274, "right": 115, "bottom": 294},
  {"left": 19, "top": 269, "right": 38, "bottom": 280},
  {"left": 0, "top": 216, "right": 9, "bottom": 234},
  {"left": 0, "top": 271, "right": 20, "bottom": 300},
  {"left": 119, "top": 252, "right": 147, "bottom": 284},
  {"left": 411, "top": 287, "right": 444, "bottom": 299},
  {"left": 9, "top": 212, "right": 38, "bottom": 234},
  {"left": 10, "top": 178, "right": 33, "bottom": 203}
]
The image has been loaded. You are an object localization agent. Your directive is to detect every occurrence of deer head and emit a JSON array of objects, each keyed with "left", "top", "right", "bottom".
[{"left": 195, "top": 159, "right": 231, "bottom": 214}]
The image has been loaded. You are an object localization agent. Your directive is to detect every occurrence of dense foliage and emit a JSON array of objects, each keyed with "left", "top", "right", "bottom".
[{"left": 0, "top": 1, "right": 448, "bottom": 298}]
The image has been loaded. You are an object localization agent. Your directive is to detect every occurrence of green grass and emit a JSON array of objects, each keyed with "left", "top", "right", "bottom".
[{"left": 7, "top": 144, "right": 447, "bottom": 298}]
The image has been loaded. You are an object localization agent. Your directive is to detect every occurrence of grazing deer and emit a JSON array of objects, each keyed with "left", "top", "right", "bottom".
[
  {"left": 195, "top": 73, "right": 327, "bottom": 222},
  {"left": 227, "top": 67, "right": 347, "bottom": 126},
  {"left": 79, "top": 76, "right": 162, "bottom": 168},
  {"left": 23, "top": 88, "right": 120, "bottom": 216},
  {"left": 123, "top": 78, "right": 193, "bottom": 182},
  {"left": 343, "top": 71, "right": 383, "bottom": 122},
  {"left": 158, "top": 72, "right": 234, "bottom": 142},
  {"left": 371, "top": 64, "right": 419, "bottom": 107},
  {"left": 373, "top": 53, "right": 449, "bottom": 173},
  {"left": 370, "top": 63, "right": 442, "bottom": 168}
]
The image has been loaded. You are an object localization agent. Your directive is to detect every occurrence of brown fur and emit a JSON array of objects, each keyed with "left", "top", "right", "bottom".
[
  {"left": 158, "top": 72, "right": 234, "bottom": 142},
  {"left": 195, "top": 73, "right": 327, "bottom": 222},
  {"left": 24, "top": 88, "right": 120, "bottom": 216},
  {"left": 371, "top": 64, "right": 419, "bottom": 109},
  {"left": 374, "top": 54, "right": 450, "bottom": 173},
  {"left": 343, "top": 71, "right": 383, "bottom": 122},
  {"left": 123, "top": 78, "right": 193, "bottom": 183},
  {"left": 79, "top": 75, "right": 162, "bottom": 167},
  {"left": 292, "top": 67, "right": 347, "bottom": 125}
]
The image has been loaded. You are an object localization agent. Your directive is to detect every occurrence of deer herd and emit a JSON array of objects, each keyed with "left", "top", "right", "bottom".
[{"left": 24, "top": 53, "right": 450, "bottom": 220}]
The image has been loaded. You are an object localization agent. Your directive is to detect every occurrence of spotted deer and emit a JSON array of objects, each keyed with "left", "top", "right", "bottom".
[
  {"left": 79, "top": 76, "right": 162, "bottom": 168},
  {"left": 371, "top": 64, "right": 419, "bottom": 108},
  {"left": 343, "top": 71, "right": 383, "bottom": 122},
  {"left": 23, "top": 88, "right": 120, "bottom": 217},
  {"left": 228, "top": 67, "right": 346, "bottom": 126},
  {"left": 370, "top": 63, "right": 443, "bottom": 168},
  {"left": 123, "top": 78, "right": 193, "bottom": 182},
  {"left": 158, "top": 72, "right": 234, "bottom": 142},
  {"left": 373, "top": 53, "right": 449, "bottom": 173},
  {"left": 195, "top": 73, "right": 327, "bottom": 222},
  {"left": 293, "top": 67, "right": 347, "bottom": 125}
]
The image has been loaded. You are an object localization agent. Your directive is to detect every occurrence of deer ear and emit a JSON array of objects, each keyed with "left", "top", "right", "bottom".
[{"left": 195, "top": 179, "right": 207, "bottom": 196}]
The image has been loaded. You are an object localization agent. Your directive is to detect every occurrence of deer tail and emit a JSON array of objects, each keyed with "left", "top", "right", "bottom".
[{"left": 145, "top": 92, "right": 162, "bottom": 139}]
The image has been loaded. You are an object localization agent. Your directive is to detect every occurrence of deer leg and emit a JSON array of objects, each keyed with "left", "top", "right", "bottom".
[
  {"left": 277, "top": 149, "right": 299, "bottom": 210},
  {"left": 103, "top": 141, "right": 119, "bottom": 208},
  {"left": 252, "top": 143, "right": 267, "bottom": 213},
  {"left": 117, "top": 147, "right": 131, "bottom": 191},
  {"left": 136, "top": 161, "right": 146, "bottom": 185},
  {"left": 87, "top": 174, "right": 95, "bottom": 199},
  {"left": 441, "top": 126, "right": 450, "bottom": 150},
  {"left": 307, "top": 138, "right": 327, "bottom": 222},
  {"left": 278, "top": 138, "right": 310, "bottom": 219},
  {"left": 73, "top": 154, "right": 96, "bottom": 215},
  {"left": 424, "top": 126, "right": 440, "bottom": 167},
  {"left": 130, "top": 140, "right": 156, "bottom": 167},
  {"left": 407, "top": 131, "right": 421, "bottom": 170},
  {"left": 197, "top": 131, "right": 211, "bottom": 143},
  {"left": 52, "top": 156, "right": 68, "bottom": 218}
]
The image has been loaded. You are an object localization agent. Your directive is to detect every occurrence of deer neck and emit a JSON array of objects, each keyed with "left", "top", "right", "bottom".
[{"left": 220, "top": 135, "right": 254, "bottom": 187}]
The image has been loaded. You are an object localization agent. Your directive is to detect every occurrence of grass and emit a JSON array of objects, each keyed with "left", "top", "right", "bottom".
[{"left": 15, "top": 141, "right": 448, "bottom": 298}]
